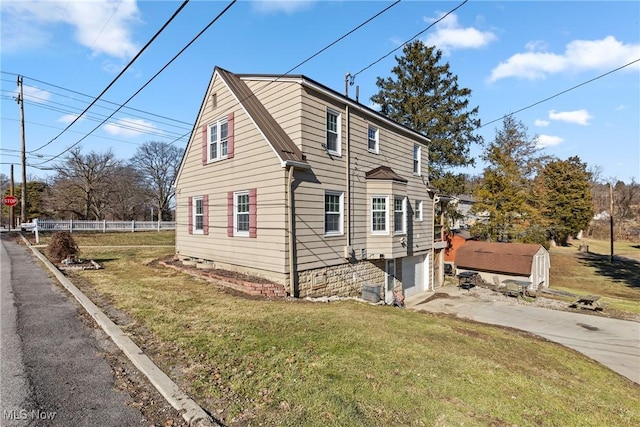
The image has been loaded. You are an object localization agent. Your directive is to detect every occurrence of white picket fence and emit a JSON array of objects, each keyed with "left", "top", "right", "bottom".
[{"left": 25, "top": 218, "right": 176, "bottom": 233}]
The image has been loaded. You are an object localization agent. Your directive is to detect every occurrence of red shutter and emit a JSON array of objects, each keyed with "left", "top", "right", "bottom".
[
  {"left": 249, "top": 188, "right": 257, "bottom": 238},
  {"left": 227, "top": 191, "right": 234, "bottom": 237},
  {"left": 201, "top": 124, "right": 208, "bottom": 166},
  {"left": 188, "top": 196, "right": 193, "bottom": 234},
  {"left": 227, "top": 112, "right": 234, "bottom": 159},
  {"left": 203, "top": 194, "right": 209, "bottom": 235}
]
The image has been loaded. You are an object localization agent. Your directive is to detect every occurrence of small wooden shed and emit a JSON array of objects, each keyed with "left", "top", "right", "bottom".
[{"left": 455, "top": 241, "right": 550, "bottom": 291}]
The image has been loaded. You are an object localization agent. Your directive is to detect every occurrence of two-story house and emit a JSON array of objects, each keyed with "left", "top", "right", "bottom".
[{"left": 174, "top": 67, "right": 439, "bottom": 302}]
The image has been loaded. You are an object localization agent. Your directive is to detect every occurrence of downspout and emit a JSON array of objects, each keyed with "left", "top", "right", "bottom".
[
  {"left": 287, "top": 165, "right": 296, "bottom": 296},
  {"left": 346, "top": 104, "right": 351, "bottom": 247}
]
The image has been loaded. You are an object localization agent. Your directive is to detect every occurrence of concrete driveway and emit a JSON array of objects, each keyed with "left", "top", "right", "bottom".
[{"left": 407, "top": 287, "right": 640, "bottom": 385}]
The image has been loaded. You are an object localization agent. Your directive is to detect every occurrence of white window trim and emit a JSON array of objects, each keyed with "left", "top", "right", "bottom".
[
  {"left": 413, "top": 144, "right": 421, "bottom": 176},
  {"left": 415, "top": 200, "right": 423, "bottom": 222},
  {"left": 367, "top": 125, "right": 379, "bottom": 154},
  {"left": 324, "top": 190, "right": 344, "bottom": 236},
  {"left": 326, "top": 108, "right": 342, "bottom": 156},
  {"left": 207, "top": 118, "right": 229, "bottom": 163},
  {"left": 394, "top": 196, "right": 407, "bottom": 235},
  {"left": 193, "top": 196, "right": 204, "bottom": 235},
  {"left": 234, "top": 190, "right": 250, "bottom": 237},
  {"left": 371, "top": 195, "right": 389, "bottom": 235}
]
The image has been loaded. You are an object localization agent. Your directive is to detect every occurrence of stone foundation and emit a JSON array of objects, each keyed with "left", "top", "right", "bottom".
[{"left": 297, "top": 259, "right": 387, "bottom": 299}]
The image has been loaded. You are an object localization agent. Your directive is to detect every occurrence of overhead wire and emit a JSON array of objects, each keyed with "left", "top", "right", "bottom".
[
  {"left": 480, "top": 58, "right": 640, "bottom": 128},
  {"left": 199, "top": 0, "right": 403, "bottom": 137},
  {"left": 30, "top": 0, "right": 238, "bottom": 166},
  {"left": 1, "top": 93, "right": 189, "bottom": 139},
  {"left": 30, "top": 0, "right": 191, "bottom": 153},
  {"left": 350, "top": 0, "right": 468, "bottom": 83},
  {"left": 0, "top": 72, "right": 193, "bottom": 127}
]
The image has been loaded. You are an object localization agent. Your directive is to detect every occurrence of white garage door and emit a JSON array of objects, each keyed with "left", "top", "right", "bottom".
[{"left": 402, "top": 255, "right": 425, "bottom": 298}]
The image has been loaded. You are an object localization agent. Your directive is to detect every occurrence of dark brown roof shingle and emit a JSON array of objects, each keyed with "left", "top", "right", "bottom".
[
  {"left": 216, "top": 67, "right": 307, "bottom": 166},
  {"left": 455, "top": 241, "right": 544, "bottom": 276}
]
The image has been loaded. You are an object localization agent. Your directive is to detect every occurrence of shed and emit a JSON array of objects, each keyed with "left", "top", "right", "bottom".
[{"left": 455, "top": 241, "right": 550, "bottom": 291}]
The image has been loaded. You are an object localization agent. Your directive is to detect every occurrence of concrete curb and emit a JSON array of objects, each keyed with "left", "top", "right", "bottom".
[{"left": 22, "top": 235, "right": 215, "bottom": 426}]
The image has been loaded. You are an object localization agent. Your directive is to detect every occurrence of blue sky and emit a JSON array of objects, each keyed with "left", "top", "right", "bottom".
[{"left": 1, "top": 0, "right": 639, "bottom": 185}]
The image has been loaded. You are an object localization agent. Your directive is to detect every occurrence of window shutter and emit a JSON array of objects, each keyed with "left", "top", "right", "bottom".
[
  {"left": 227, "top": 191, "right": 234, "bottom": 237},
  {"left": 188, "top": 196, "right": 193, "bottom": 234},
  {"left": 249, "top": 188, "right": 257, "bottom": 238},
  {"left": 201, "top": 124, "right": 208, "bottom": 166},
  {"left": 227, "top": 112, "right": 234, "bottom": 159},
  {"left": 203, "top": 195, "right": 209, "bottom": 235}
]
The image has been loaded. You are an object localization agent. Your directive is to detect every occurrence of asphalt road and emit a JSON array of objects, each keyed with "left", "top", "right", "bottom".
[
  {"left": 0, "top": 235, "right": 147, "bottom": 426},
  {"left": 408, "top": 287, "right": 640, "bottom": 385}
]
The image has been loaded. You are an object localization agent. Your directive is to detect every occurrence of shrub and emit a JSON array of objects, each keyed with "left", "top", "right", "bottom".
[{"left": 48, "top": 231, "right": 79, "bottom": 263}]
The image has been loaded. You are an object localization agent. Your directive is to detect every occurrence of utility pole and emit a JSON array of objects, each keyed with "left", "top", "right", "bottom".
[
  {"left": 18, "top": 75, "right": 28, "bottom": 225},
  {"left": 10, "top": 165, "right": 15, "bottom": 230},
  {"left": 609, "top": 182, "right": 614, "bottom": 263}
]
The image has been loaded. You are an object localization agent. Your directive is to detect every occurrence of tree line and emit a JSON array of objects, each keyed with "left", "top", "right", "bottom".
[{"left": 1, "top": 141, "right": 182, "bottom": 224}]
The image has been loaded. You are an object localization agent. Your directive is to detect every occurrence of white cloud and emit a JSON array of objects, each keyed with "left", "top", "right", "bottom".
[
  {"left": 58, "top": 114, "right": 83, "bottom": 124},
  {"left": 424, "top": 13, "right": 497, "bottom": 54},
  {"left": 489, "top": 36, "right": 640, "bottom": 82},
  {"left": 23, "top": 86, "right": 52, "bottom": 104},
  {"left": 615, "top": 104, "right": 628, "bottom": 111},
  {"left": 0, "top": 0, "right": 140, "bottom": 58},
  {"left": 103, "top": 118, "right": 157, "bottom": 137},
  {"left": 251, "top": 0, "right": 314, "bottom": 15},
  {"left": 534, "top": 119, "right": 550, "bottom": 127},
  {"left": 548, "top": 109, "right": 593, "bottom": 125},
  {"left": 536, "top": 134, "right": 563, "bottom": 148}
]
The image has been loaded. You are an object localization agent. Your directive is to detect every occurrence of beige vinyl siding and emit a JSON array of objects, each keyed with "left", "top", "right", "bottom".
[
  {"left": 244, "top": 80, "right": 304, "bottom": 151},
  {"left": 286, "top": 86, "right": 432, "bottom": 272},
  {"left": 175, "top": 74, "right": 289, "bottom": 277}
]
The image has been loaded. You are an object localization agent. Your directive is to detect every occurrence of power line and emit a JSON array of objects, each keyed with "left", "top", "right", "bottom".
[
  {"left": 281, "top": 0, "right": 402, "bottom": 77},
  {"left": 350, "top": 0, "right": 468, "bottom": 83},
  {"left": 0, "top": 94, "right": 188, "bottom": 140},
  {"left": 0, "top": 116, "right": 188, "bottom": 150},
  {"left": 31, "top": 0, "right": 238, "bottom": 166},
  {"left": 30, "top": 0, "right": 191, "bottom": 153},
  {"left": 210, "top": 0, "right": 403, "bottom": 134},
  {"left": 481, "top": 58, "right": 640, "bottom": 128},
  {"left": 1, "top": 72, "right": 193, "bottom": 127}
]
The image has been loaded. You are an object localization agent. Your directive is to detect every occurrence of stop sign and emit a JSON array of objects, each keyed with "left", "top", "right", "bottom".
[{"left": 2, "top": 195, "right": 18, "bottom": 206}]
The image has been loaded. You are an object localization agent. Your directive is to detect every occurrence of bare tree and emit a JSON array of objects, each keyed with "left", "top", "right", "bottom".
[
  {"left": 50, "top": 147, "right": 121, "bottom": 220},
  {"left": 106, "top": 165, "right": 151, "bottom": 220},
  {"left": 129, "top": 141, "right": 182, "bottom": 221}
]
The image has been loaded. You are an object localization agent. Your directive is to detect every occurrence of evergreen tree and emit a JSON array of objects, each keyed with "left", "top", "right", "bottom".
[
  {"left": 538, "top": 156, "right": 594, "bottom": 245},
  {"left": 371, "top": 40, "right": 481, "bottom": 194},
  {"left": 472, "top": 116, "right": 548, "bottom": 243}
]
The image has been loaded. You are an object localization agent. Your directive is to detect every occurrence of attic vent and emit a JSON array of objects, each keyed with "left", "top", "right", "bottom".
[{"left": 211, "top": 93, "right": 217, "bottom": 109}]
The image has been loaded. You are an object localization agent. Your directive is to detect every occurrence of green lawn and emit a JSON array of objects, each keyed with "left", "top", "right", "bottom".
[
  {"left": 51, "top": 232, "right": 640, "bottom": 426},
  {"left": 549, "top": 238, "right": 640, "bottom": 316}
]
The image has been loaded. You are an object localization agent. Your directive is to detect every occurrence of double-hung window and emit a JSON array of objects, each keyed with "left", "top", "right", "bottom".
[
  {"left": 415, "top": 200, "right": 423, "bottom": 221},
  {"left": 326, "top": 109, "right": 341, "bottom": 155},
  {"left": 234, "top": 191, "right": 250, "bottom": 236},
  {"left": 394, "top": 196, "right": 406, "bottom": 234},
  {"left": 368, "top": 126, "right": 379, "bottom": 153},
  {"left": 208, "top": 119, "right": 229, "bottom": 162},
  {"left": 413, "top": 144, "right": 421, "bottom": 175},
  {"left": 371, "top": 196, "right": 388, "bottom": 234},
  {"left": 324, "top": 191, "right": 344, "bottom": 236},
  {"left": 192, "top": 196, "right": 204, "bottom": 234}
]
